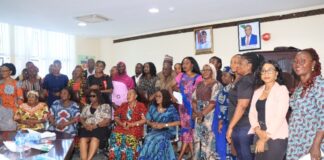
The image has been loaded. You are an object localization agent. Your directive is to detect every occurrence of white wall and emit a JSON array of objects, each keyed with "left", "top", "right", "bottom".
[
  {"left": 75, "top": 36, "right": 100, "bottom": 59},
  {"left": 111, "top": 14, "right": 324, "bottom": 75}
]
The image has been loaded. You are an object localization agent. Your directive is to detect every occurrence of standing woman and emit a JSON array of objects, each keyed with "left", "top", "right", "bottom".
[
  {"left": 226, "top": 52, "right": 263, "bottom": 160},
  {"left": 87, "top": 60, "right": 113, "bottom": 105},
  {"left": 248, "top": 60, "right": 289, "bottom": 160},
  {"left": 192, "top": 64, "right": 222, "bottom": 159},
  {"left": 0, "top": 63, "right": 24, "bottom": 112},
  {"left": 113, "top": 62, "right": 135, "bottom": 90},
  {"left": 79, "top": 89, "right": 112, "bottom": 160},
  {"left": 0, "top": 63, "right": 24, "bottom": 131},
  {"left": 212, "top": 66, "right": 236, "bottom": 160},
  {"left": 176, "top": 57, "right": 202, "bottom": 160},
  {"left": 69, "top": 65, "right": 87, "bottom": 107},
  {"left": 287, "top": 48, "right": 323, "bottom": 160},
  {"left": 137, "top": 62, "right": 158, "bottom": 105}
]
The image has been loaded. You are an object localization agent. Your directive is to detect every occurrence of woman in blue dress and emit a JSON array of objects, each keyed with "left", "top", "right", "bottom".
[{"left": 139, "top": 89, "right": 180, "bottom": 160}]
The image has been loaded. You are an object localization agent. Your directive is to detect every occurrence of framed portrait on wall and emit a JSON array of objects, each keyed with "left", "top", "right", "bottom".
[
  {"left": 238, "top": 21, "right": 261, "bottom": 51},
  {"left": 194, "top": 27, "right": 213, "bottom": 54}
]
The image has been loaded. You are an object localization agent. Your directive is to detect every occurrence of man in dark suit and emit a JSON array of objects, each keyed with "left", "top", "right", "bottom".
[
  {"left": 131, "top": 63, "right": 143, "bottom": 87},
  {"left": 241, "top": 25, "right": 257, "bottom": 46}
]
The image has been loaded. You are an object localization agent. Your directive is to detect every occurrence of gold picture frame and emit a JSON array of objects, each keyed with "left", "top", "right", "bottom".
[{"left": 194, "top": 27, "right": 213, "bottom": 55}]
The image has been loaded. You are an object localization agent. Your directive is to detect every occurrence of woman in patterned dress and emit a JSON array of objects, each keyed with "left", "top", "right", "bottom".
[
  {"left": 192, "top": 64, "right": 222, "bottom": 159},
  {"left": 0, "top": 63, "right": 24, "bottom": 112},
  {"left": 48, "top": 87, "right": 80, "bottom": 136},
  {"left": 137, "top": 62, "right": 158, "bottom": 105},
  {"left": 212, "top": 66, "right": 236, "bottom": 160},
  {"left": 69, "top": 65, "right": 87, "bottom": 107},
  {"left": 79, "top": 89, "right": 112, "bottom": 160},
  {"left": 0, "top": 63, "right": 23, "bottom": 131},
  {"left": 108, "top": 89, "right": 147, "bottom": 160},
  {"left": 287, "top": 48, "right": 323, "bottom": 160},
  {"left": 14, "top": 90, "right": 49, "bottom": 130},
  {"left": 139, "top": 89, "right": 180, "bottom": 160},
  {"left": 176, "top": 57, "right": 202, "bottom": 160}
]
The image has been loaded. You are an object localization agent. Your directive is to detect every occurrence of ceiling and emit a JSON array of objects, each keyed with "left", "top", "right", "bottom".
[{"left": 0, "top": 0, "right": 323, "bottom": 38}]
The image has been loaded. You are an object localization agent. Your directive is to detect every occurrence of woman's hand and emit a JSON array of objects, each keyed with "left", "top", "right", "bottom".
[
  {"left": 218, "top": 120, "right": 223, "bottom": 133},
  {"left": 90, "top": 85, "right": 99, "bottom": 90},
  {"left": 309, "top": 142, "right": 322, "bottom": 160},
  {"left": 255, "top": 129, "right": 268, "bottom": 141},
  {"left": 152, "top": 123, "right": 164, "bottom": 129},
  {"left": 84, "top": 124, "right": 93, "bottom": 131},
  {"left": 255, "top": 139, "right": 266, "bottom": 153},
  {"left": 226, "top": 128, "right": 233, "bottom": 144}
]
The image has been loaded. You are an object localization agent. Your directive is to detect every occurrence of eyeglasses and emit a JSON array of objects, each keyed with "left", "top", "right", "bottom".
[
  {"left": 155, "top": 95, "right": 162, "bottom": 98},
  {"left": 89, "top": 95, "right": 97, "bottom": 98},
  {"left": 261, "top": 69, "right": 276, "bottom": 75}
]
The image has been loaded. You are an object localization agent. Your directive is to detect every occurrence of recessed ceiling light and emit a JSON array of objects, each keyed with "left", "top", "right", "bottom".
[
  {"left": 168, "top": 7, "right": 175, "bottom": 12},
  {"left": 78, "top": 22, "right": 87, "bottom": 27},
  {"left": 148, "top": 8, "right": 159, "bottom": 14}
]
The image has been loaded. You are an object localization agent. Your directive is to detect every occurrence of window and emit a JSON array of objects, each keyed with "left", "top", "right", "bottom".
[{"left": 0, "top": 22, "right": 75, "bottom": 78}]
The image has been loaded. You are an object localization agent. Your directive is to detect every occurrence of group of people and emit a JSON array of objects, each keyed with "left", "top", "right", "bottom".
[{"left": 0, "top": 48, "right": 322, "bottom": 160}]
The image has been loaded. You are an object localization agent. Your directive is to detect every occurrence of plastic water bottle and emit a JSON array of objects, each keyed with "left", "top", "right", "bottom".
[{"left": 15, "top": 130, "right": 25, "bottom": 159}]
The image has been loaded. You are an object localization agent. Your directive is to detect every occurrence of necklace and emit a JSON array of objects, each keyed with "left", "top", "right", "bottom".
[{"left": 158, "top": 107, "right": 165, "bottom": 113}]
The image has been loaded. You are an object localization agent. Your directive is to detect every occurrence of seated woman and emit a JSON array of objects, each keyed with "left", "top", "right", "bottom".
[
  {"left": 14, "top": 90, "right": 49, "bottom": 130},
  {"left": 79, "top": 89, "right": 112, "bottom": 160},
  {"left": 48, "top": 87, "right": 80, "bottom": 136},
  {"left": 138, "top": 89, "right": 180, "bottom": 160},
  {"left": 108, "top": 89, "right": 147, "bottom": 160}
]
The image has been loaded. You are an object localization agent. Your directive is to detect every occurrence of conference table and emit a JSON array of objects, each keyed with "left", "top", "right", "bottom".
[{"left": 0, "top": 131, "right": 74, "bottom": 160}]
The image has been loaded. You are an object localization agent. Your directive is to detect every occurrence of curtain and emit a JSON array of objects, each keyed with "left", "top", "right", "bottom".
[{"left": 0, "top": 22, "right": 76, "bottom": 78}]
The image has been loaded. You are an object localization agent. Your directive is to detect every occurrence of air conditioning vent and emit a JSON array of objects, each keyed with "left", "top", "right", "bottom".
[{"left": 75, "top": 14, "right": 110, "bottom": 23}]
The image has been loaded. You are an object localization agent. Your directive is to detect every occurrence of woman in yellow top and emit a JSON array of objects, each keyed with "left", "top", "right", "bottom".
[{"left": 14, "top": 90, "right": 49, "bottom": 130}]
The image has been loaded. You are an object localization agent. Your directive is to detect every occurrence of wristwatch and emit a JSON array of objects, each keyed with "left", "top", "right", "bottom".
[{"left": 165, "top": 123, "right": 169, "bottom": 127}]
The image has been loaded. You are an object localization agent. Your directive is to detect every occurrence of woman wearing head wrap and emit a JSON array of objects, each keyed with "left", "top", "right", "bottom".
[
  {"left": 192, "top": 63, "right": 222, "bottom": 159},
  {"left": 113, "top": 62, "right": 135, "bottom": 90},
  {"left": 14, "top": 90, "right": 49, "bottom": 130},
  {"left": 212, "top": 66, "right": 237, "bottom": 160},
  {"left": 0, "top": 63, "right": 24, "bottom": 112}
]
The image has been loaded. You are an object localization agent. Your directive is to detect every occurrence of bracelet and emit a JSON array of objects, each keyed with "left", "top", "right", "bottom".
[
  {"left": 165, "top": 123, "right": 169, "bottom": 127},
  {"left": 136, "top": 123, "right": 140, "bottom": 127}
]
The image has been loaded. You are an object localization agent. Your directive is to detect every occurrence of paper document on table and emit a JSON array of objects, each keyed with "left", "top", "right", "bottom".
[
  {"left": 3, "top": 141, "right": 31, "bottom": 152},
  {"left": 0, "top": 154, "right": 10, "bottom": 160},
  {"left": 173, "top": 91, "right": 183, "bottom": 105},
  {"left": 27, "top": 129, "right": 56, "bottom": 138},
  {"left": 26, "top": 143, "right": 54, "bottom": 152}
]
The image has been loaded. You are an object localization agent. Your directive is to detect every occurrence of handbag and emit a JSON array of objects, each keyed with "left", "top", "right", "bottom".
[
  {"left": 250, "top": 139, "right": 269, "bottom": 153},
  {"left": 250, "top": 121, "right": 269, "bottom": 153}
]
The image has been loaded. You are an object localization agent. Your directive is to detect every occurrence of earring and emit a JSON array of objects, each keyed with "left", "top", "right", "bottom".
[{"left": 312, "top": 66, "right": 315, "bottom": 71}]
